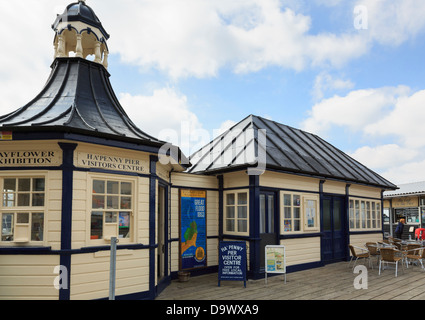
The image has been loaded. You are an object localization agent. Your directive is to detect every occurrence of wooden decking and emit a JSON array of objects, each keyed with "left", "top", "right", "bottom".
[{"left": 156, "top": 261, "right": 425, "bottom": 300}]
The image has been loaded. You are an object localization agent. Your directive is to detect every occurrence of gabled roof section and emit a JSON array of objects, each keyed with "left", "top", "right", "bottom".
[
  {"left": 0, "top": 58, "right": 164, "bottom": 146},
  {"left": 188, "top": 115, "right": 397, "bottom": 190},
  {"left": 384, "top": 181, "right": 425, "bottom": 198}
]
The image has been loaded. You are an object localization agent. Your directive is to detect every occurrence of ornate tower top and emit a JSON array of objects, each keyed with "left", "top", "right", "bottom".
[{"left": 52, "top": 0, "right": 109, "bottom": 68}]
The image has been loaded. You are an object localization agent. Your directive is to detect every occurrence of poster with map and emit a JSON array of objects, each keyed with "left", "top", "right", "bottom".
[{"left": 180, "top": 189, "right": 207, "bottom": 270}]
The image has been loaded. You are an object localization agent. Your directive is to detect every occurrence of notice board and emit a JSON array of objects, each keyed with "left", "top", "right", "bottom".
[
  {"left": 218, "top": 241, "right": 247, "bottom": 288},
  {"left": 180, "top": 189, "right": 207, "bottom": 270},
  {"left": 265, "top": 245, "right": 286, "bottom": 284}
]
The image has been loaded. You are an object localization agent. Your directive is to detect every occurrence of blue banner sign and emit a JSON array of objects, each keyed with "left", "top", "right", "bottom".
[
  {"left": 218, "top": 241, "right": 247, "bottom": 288},
  {"left": 180, "top": 189, "right": 207, "bottom": 270}
]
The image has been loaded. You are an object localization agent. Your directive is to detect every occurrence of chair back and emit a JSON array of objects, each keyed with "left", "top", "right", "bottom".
[
  {"left": 407, "top": 244, "right": 421, "bottom": 255},
  {"left": 380, "top": 248, "right": 396, "bottom": 262},
  {"left": 348, "top": 245, "right": 356, "bottom": 257},
  {"left": 365, "top": 242, "right": 378, "bottom": 255}
]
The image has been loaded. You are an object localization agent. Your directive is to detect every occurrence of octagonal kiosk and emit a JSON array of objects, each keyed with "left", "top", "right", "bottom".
[{"left": 0, "top": 1, "right": 187, "bottom": 300}]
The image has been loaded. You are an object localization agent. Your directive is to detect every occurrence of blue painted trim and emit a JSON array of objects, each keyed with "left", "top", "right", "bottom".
[
  {"left": 218, "top": 175, "right": 224, "bottom": 241},
  {"left": 58, "top": 142, "right": 77, "bottom": 301},
  {"left": 249, "top": 175, "right": 261, "bottom": 279},
  {"left": 149, "top": 155, "right": 158, "bottom": 298}
]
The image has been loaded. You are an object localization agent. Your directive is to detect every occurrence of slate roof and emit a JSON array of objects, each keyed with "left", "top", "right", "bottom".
[
  {"left": 0, "top": 58, "right": 167, "bottom": 147},
  {"left": 384, "top": 181, "right": 425, "bottom": 198},
  {"left": 188, "top": 115, "right": 397, "bottom": 190}
]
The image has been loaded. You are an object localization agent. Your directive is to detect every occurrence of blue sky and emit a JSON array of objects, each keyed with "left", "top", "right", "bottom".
[{"left": 1, "top": 0, "right": 425, "bottom": 185}]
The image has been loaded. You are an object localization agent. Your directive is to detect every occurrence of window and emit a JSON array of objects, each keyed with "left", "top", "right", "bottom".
[
  {"left": 282, "top": 193, "right": 319, "bottom": 233},
  {"left": 304, "top": 197, "right": 318, "bottom": 230},
  {"left": 349, "top": 198, "right": 381, "bottom": 231},
  {"left": 90, "top": 179, "right": 133, "bottom": 241},
  {"left": 282, "top": 193, "right": 301, "bottom": 232},
  {"left": 224, "top": 191, "right": 248, "bottom": 235},
  {"left": 1, "top": 177, "right": 45, "bottom": 243}
]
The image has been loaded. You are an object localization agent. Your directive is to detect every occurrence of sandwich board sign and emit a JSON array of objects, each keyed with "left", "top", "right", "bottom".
[
  {"left": 218, "top": 241, "right": 247, "bottom": 288},
  {"left": 265, "top": 245, "right": 286, "bottom": 285}
]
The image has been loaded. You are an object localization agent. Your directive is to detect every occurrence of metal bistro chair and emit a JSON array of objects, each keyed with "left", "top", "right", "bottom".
[
  {"left": 379, "top": 248, "right": 404, "bottom": 277},
  {"left": 405, "top": 246, "right": 425, "bottom": 270},
  {"left": 365, "top": 242, "right": 380, "bottom": 266},
  {"left": 349, "top": 245, "right": 372, "bottom": 270}
]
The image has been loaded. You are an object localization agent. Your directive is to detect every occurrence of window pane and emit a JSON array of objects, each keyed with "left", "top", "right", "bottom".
[
  {"left": 284, "top": 194, "right": 291, "bottom": 206},
  {"left": 3, "top": 193, "right": 15, "bottom": 207},
  {"left": 92, "top": 195, "right": 105, "bottom": 209},
  {"left": 18, "top": 193, "right": 30, "bottom": 206},
  {"left": 238, "top": 220, "right": 247, "bottom": 233},
  {"left": 226, "top": 219, "right": 235, "bottom": 232},
  {"left": 284, "top": 207, "right": 291, "bottom": 219},
  {"left": 93, "top": 180, "right": 105, "bottom": 194},
  {"left": 238, "top": 193, "right": 247, "bottom": 205},
  {"left": 4, "top": 179, "right": 16, "bottom": 192},
  {"left": 33, "top": 179, "right": 45, "bottom": 192},
  {"left": 323, "top": 199, "right": 331, "bottom": 231},
  {"left": 32, "top": 193, "right": 45, "bottom": 207},
  {"left": 284, "top": 219, "right": 292, "bottom": 232},
  {"left": 294, "top": 220, "right": 301, "bottom": 231},
  {"left": 31, "top": 213, "right": 44, "bottom": 241},
  {"left": 107, "top": 181, "right": 119, "bottom": 194},
  {"left": 105, "top": 212, "right": 117, "bottom": 223},
  {"left": 119, "top": 212, "right": 130, "bottom": 238},
  {"left": 226, "top": 206, "right": 235, "bottom": 219},
  {"left": 2, "top": 213, "right": 14, "bottom": 241},
  {"left": 227, "top": 194, "right": 235, "bottom": 205},
  {"left": 107, "top": 196, "right": 119, "bottom": 209},
  {"left": 260, "top": 195, "right": 265, "bottom": 234},
  {"left": 18, "top": 179, "right": 31, "bottom": 192},
  {"left": 294, "top": 207, "right": 300, "bottom": 219},
  {"left": 17, "top": 213, "right": 29, "bottom": 224},
  {"left": 238, "top": 206, "right": 247, "bottom": 219},
  {"left": 91, "top": 212, "right": 103, "bottom": 239},
  {"left": 121, "top": 182, "right": 132, "bottom": 195},
  {"left": 307, "top": 200, "right": 317, "bottom": 229},
  {"left": 293, "top": 195, "right": 300, "bottom": 207},
  {"left": 121, "top": 197, "right": 132, "bottom": 209}
]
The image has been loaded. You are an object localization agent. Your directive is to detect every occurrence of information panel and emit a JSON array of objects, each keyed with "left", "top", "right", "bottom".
[
  {"left": 265, "top": 245, "right": 286, "bottom": 285},
  {"left": 180, "top": 189, "right": 207, "bottom": 270},
  {"left": 218, "top": 241, "right": 247, "bottom": 288}
]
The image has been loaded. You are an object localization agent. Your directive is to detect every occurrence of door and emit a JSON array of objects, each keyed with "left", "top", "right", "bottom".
[
  {"left": 157, "top": 186, "right": 166, "bottom": 281},
  {"left": 322, "top": 196, "right": 347, "bottom": 263},
  {"left": 260, "top": 192, "right": 277, "bottom": 269}
]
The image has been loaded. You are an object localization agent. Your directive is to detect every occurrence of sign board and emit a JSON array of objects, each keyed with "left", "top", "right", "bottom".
[
  {"left": 180, "top": 189, "right": 207, "bottom": 270},
  {"left": 265, "top": 245, "right": 286, "bottom": 285},
  {"left": 218, "top": 241, "right": 247, "bottom": 288},
  {"left": 0, "top": 150, "right": 62, "bottom": 167},
  {"left": 77, "top": 152, "right": 149, "bottom": 174}
]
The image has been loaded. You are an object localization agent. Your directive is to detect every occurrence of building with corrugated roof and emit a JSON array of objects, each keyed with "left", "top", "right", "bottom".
[
  {"left": 0, "top": 1, "right": 397, "bottom": 300},
  {"left": 384, "top": 181, "right": 425, "bottom": 239}
]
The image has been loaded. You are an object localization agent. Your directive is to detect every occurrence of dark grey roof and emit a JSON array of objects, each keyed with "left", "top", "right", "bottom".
[
  {"left": 0, "top": 57, "right": 164, "bottom": 147},
  {"left": 188, "top": 115, "right": 397, "bottom": 190},
  {"left": 52, "top": 1, "right": 109, "bottom": 39}
]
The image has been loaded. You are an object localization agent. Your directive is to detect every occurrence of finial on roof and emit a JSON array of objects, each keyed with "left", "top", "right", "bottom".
[{"left": 52, "top": 1, "right": 109, "bottom": 69}]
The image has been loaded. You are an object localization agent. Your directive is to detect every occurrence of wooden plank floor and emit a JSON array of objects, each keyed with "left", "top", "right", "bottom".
[{"left": 156, "top": 261, "right": 425, "bottom": 300}]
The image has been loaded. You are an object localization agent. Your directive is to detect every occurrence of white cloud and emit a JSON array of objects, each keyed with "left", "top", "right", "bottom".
[
  {"left": 312, "top": 72, "right": 355, "bottom": 101},
  {"left": 91, "top": 0, "right": 370, "bottom": 79},
  {"left": 304, "top": 85, "right": 425, "bottom": 185},
  {"left": 365, "top": 90, "right": 425, "bottom": 149},
  {"left": 119, "top": 88, "right": 208, "bottom": 155},
  {"left": 356, "top": 0, "right": 425, "bottom": 46},
  {"left": 302, "top": 85, "right": 410, "bottom": 136},
  {"left": 349, "top": 144, "right": 418, "bottom": 171}
]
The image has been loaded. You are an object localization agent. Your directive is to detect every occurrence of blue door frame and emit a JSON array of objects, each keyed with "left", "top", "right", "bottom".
[{"left": 321, "top": 195, "right": 348, "bottom": 264}]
